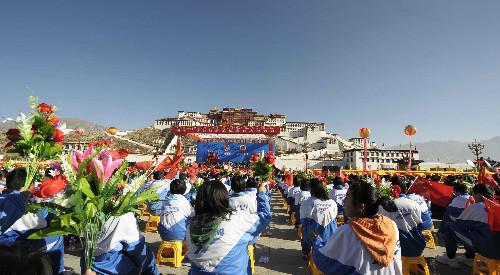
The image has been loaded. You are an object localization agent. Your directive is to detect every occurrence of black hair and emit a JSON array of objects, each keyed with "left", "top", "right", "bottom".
[
  {"left": 152, "top": 171, "right": 164, "bottom": 180},
  {"left": 6, "top": 168, "right": 27, "bottom": 191},
  {"left": 349, "top": 179, "right": 397, "bottom": 216},
  {"left": 472, "top": 184, "right": 494, "bottom": 200},
  {"left": 310, "top": 179, "right": 329, "bottom": 201},
  {"left": 331, "top": 176, "right": 343, "bottom": 186},
  {"left": 179, "top": 173, "right": 188, "bottom": 182},
  {"left": 193, "top": 180, "right": 233, "bottom": 223},
  {"left": 300, "top": 178, "right": 310, "bottom": 191},
  {"left": 246, "top": 177, "right": 258, "bottom": 189},
  {"left": 453, "top": 182, "right": 469, "bottom": 195},
  {"left": 293, "top": 177, "right": 301, "bottom": 187},
  {"left": 390, "top": 176, "right": 407, "bottom": 194},
  {"left": 231, "top": 176, "right": 246, "bottom": 193},
  {"left": 0, "top": 243, "right": 53, "bottom": 275},
  {"left": 170, "top": 179, "right": 187, "bottom": 195}
]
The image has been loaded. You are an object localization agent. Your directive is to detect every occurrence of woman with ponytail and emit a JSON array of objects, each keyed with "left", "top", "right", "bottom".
[{"left": 312, "top": 179, "right": 402, "bottom": 274}]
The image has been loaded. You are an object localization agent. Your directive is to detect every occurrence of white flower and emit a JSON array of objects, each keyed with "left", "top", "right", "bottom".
[{"left": 124, "top": 174, "right": 147, "bottom": 195}]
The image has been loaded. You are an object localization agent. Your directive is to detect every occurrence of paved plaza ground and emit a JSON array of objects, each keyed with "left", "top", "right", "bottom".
[{"left": 63, "top": 192, "right": 472, "bottom": 275}]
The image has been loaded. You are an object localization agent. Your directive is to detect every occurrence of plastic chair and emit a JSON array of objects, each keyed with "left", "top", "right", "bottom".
[
  {"left": 156, "top": 240, "right": 185, "bottom": 268},
  {"left": 472, "top": 253, "right": 500, "bottom": 275},
  {"left": 422, "top": 230, "right": 436, "bottom": 249},
  {"left": 248, "top": 244, "right": 255, "bottom": 274},
  {"left": 145, "top": 215, "right": 160, "bottom": 233},
  {"left": 308, "top": 252, "right": 325, "bottom": 275},
  {"left": 336, "top": 215, "right": 344, "bottom": 226},
  {"left": 402, "top": 256, "right": 430, "bottom": 275}
]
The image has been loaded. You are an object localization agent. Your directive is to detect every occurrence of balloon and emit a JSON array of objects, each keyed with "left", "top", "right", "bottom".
[
  {"left": 404, "top": 125, "right": 417, "bottom": 136},
  {"left": 107, "top": 127, "right": 118, "bottom": 135},
  {"left": 359, "top": 128, "right": 371, "bottom": 139}
]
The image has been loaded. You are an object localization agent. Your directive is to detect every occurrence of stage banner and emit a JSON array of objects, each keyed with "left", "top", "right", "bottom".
[{"left": 196, "top": 142, "right": 271, "bottom": 163}]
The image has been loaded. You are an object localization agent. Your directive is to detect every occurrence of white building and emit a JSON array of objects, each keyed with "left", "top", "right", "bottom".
[{"left": 340, "top": 148, "right": 420, "bottom": 170}]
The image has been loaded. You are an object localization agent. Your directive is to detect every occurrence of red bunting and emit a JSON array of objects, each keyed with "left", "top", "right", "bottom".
[{"left": 483, "top": 197, "right": 500, "bottom": 232}]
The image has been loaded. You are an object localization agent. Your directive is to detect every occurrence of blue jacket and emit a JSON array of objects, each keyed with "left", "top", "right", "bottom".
[
  {"left": 84, "top": 213, "right": 159, "bottom": 275},
  {"left": 378, "top": 196, "right": 426, "bottom": 257},
  {"left": 0, "top": 193, "right": 64, "bottom": 275},
  {"left": 187, "top": 192, "right": 271, "bottom": 275},
  {"left": 330, "top": 185, "right": 348, "bottom": 213},
  {"left": 450, "top": 202, "right": 500, "bottom": 259},
  {"left": 439, "top": 194, "right": 470, "bottom": 234},
  {"left": 300, "top": 197, "right": 337, "bottom": 255},
  {"left": 156, "top": 194, "right": 193, "bottom": 241},
  {"left": 312, "top": 221, "right": 402, "bottom": 275},
  {"left": 407, "top": 193, "right": 433, "bottom": 230}
]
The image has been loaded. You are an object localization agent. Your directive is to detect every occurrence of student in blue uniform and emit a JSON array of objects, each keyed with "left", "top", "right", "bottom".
[
  {"left": 312, "top": 179, "right": 402, "bottom": 274},
  {"left": 293, "top": 179, "right": 311, "bottom": 227},
  {"left": 329, "top": 176, "right": 348, "bottom": 214},
  {"left": 0, "top": 168, "right": 65, "bottom": 275},
  {"left": 187, "top": 180, "right": 271, "bottom": 275},
  {"left": 152, "top": 179, "right": 194, "bottom": 242},
  {"left": 229, "top": 176, "right": 257, "bottom": 214},
  {"left": 378, "top": 177, "right": 426, "bottom": 258},
  {"left": 436, "top": 184, "right": 500, "bottom": 267},
  {"left": 300, "top": 179, "right": 337, "bottom": 258},
  {"left": 83, "top": 212, "right": 159, "bottom": 275}
]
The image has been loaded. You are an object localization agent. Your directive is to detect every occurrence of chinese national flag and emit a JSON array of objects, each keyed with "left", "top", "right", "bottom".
[
  {"left": 478, "top": 167, "right": 499, "bottom": 188},
  {"left": 408, "top": 177, "right": 453, "bottom": 207},
  {"left": 483, "top": 197, "right": 500, "bottom": 232}
]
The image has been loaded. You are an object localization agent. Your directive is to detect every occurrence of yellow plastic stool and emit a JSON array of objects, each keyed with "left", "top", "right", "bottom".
[
  {"left": 248, "top": 244, "right": 255, "bottom": 274},
  {"left": 156, "top": 241, "right": 185, "bottom": 268},
  {"left": 290, "top": 213, "right": 296, "bottom": 225},
  {"left": 336, "top": 215, "right": 344, "bottom": 226},
  {"left": 298, "top": 224, "right": 303, "bottom": 240},
  {"left": 145, "top": 215, "right": 160, "bottom": 233},
  {"left": 308, "top": 252, "right": 325, "bottom": 275},
  {"left": 402, "top": 256, "right": 430, "bottom": 275},
  {"left": 422, "top": 230, "right": 436, "bottom": 249},
  {"left": 472, "top": 254, "right": 500, "bottom": 275}
]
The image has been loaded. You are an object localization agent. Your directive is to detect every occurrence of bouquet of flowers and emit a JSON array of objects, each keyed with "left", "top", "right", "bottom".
[
  {"left": 5, "top": 96, "right": 64, "bottom": 189},
  {"left": 6, "top": 97, "right": 160, "bottom": 271}
]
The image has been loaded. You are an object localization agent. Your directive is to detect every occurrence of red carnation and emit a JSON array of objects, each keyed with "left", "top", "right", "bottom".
[
  {"left": 52, "top": 129, "right": 65, "bottom": 144},
  {"left": 47, "top": 116, "right": 60, "bottom": 126},
  {"left": 38, "top": 103, "right": 53, "bottom": 113},
  {"left": 32, "top": 175, "right": 67, "bottom": 198},
  {"left": 391, "top": 185, "right": 402, "bottom": 198}
]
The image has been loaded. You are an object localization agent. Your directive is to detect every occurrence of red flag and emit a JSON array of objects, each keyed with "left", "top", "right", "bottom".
[
  {"left": 284, "top": 172, "right": 293, "bottom": 186},
  {"left": 156, "top": 156, "right": 173, "bottom": 171},
  {"left": 408, "top": 177, "right": 453, "bottom": 207},
  {"left": 135, "top": 161, "right": 153, "bottom": 170},
  {"left": 478, "top": 167, "right": 499, "bottom": 188},
  {"left": 483, "top": 197, "right": 500, "bottom": 232}
]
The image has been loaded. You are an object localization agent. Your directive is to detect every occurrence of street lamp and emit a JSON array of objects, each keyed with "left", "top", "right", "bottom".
[{"left": 468, "top": 139, "right": 485, "bottom": 168}]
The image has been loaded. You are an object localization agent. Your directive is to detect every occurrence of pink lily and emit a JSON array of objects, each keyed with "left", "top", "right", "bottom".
[
  {"left": 71, "top": 147, "right": 94, "bottom": 171},
  {"left": 91, "top": 152, "right": 123, "bottom": 184}
]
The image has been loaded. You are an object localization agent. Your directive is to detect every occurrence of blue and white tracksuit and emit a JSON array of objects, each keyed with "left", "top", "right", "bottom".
[
  {"left": 330, "top": 185, "right": 348, "bottom": 213},
  {"left": 230, "top": 192, "right": 257, "bottom": 214},
  {"left": 0, "top": 192, "right": 26, "bottom": 233},
  {"left": 300, "top": 197, "right": 337, "bottom": 255},
  {"left": 293, "top": 190, "right": 311, "bottom": 226},
  {"left": 84, "top": 212, "right": 159, "bottom": 275},
  {"left": 187, "top": 191, "right": 271, "bottom": 275},
  {"left": 312, "top": 221, "right": 402, "bottom": 275},
  {"left": 407, "top": 193, "right": 433, "bottom": 230},
  {"left": 450, "top": 202, "right": 500, "bottom": 259},
  {"left": 0, "top": 192, "right": 64, "bottom": 275},
  {"left": 154, "top": 194, "right": 194, "bottom": 241},
  {"left": 147, "top": 180, "right": 171, "bottom": 214},
  {"left": 439, "top": 194, "right": 470, "bottom": 240},
  {"left": 378, "top": 196, "right": 426, "bottom": 257},
  {"left": 287, "top": 186, "right": 300, "bottom": 206}
]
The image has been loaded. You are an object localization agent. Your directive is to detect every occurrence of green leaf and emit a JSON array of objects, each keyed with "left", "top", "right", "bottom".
[
  {"left": 28, "top": 221, "right": 76, "bottom": 239},
  {"left": 80, "top": 178, "right": 95, "bottom": 199},
  {"left": 101, "top": 161, "right": 128, "bottom": 198},
  {"left": 85, "top": 202, "right": 98, "bottom": 219},
  {"left": 60, "top": 214, "right": 77, "bottom": 228}
]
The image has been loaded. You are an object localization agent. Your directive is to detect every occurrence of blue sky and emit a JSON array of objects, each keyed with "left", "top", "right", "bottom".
[{"left": 1, "top": 1, "right": 499, "bottom": 146}]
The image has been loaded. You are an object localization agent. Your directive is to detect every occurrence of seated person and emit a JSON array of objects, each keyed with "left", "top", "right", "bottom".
[
  {"left": 300, "top": 179, "right": 337, "bottom": 258},
  {"left": 378, "top": 176, "right": 426, "bottom": 257},
  {"left": 0, "top": 168, "right": 65, "bottom": 275},
  {"left": 406, "top": 192, "right": 433, "bottom": 230},
  {"left": 145, "top": 171, "right": 171, "bottom": 214},
  {"left": 438, "top": 181, "right": 471, "bottom": 239},
  {"left": 229, "top": 176, "right": 257, "bottom": 214},
  {"left": 153, "top": 179, "right": 194, "bottom": 242},
  {"left": 329, "top": 176, "right": 348, "bottom": 214},
  {"left": 0, "top": 243, "right": 53, "bottom": 275},
  {"left": 312, "top": 179, "right": 402, "bottom": 274},
  {"left": 293, "top": 179, "right": 311, "bottom": 227},
  {"left": 84, "top": 212, "right": 159, "bottom": 275},
  {"left": 187, "top": 180, "right": 271, "bottom": 275},
  {"left": 436, "top": 184, "right": 500, "bottom": 267}
]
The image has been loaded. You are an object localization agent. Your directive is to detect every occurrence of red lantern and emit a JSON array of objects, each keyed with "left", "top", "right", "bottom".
[
  {"left": 359, "top": 128, "right": 371, "bottom": 139},
  {"left": 107, "top": 127, "right": 118, "bottom": 135},
  {"left": 404, "top": 125, "right": 417, "bottom": 136}
]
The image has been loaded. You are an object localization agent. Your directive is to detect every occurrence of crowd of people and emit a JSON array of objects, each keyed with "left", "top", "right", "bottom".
[{"left": 0, "top": 164, "right": 499, "bottom": 275}]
